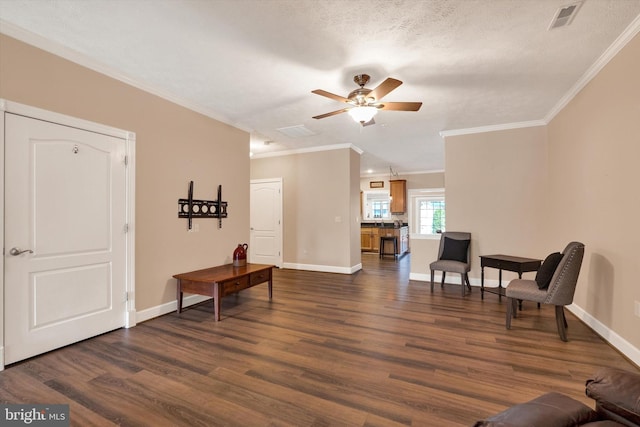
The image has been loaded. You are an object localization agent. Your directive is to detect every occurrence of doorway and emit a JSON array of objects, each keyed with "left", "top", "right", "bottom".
[
  {"left": 1, "top": 100, "right": 135, "bottom": 368},
  {"left": 249, "top": 178, "right": 282, "bottom": 267}
]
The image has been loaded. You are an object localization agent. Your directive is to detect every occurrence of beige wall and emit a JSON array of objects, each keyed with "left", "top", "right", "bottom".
[
  {"left": 405, "top": 172, "right": 446, "bottom": 190},
  {"left": 250, "top": 147, "right": 361, "bottom": 272},
  {"left": 0, "top": 35, "right": 250, "bottom": 313},
  {"left": 547, "top": 33, "right": 640, "bottom": 351},
  {"left": 410, "top": 127, "right": 548, "bottom": 282},
  {"left": 445, "top": 126, "right": 549, "bottom": 282},
  {"left": 437, "top": 33, "right": 640, "bottom": 356}
]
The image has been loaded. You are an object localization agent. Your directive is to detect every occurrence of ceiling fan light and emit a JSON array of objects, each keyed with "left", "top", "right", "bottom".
[{"left": 348, "top": 106, "right": 378, "bottom": 124}]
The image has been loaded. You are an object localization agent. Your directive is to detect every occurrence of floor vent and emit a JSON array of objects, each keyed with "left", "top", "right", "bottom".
[{"left": 548, "top": 1, "right": 583, "bottom": 30}]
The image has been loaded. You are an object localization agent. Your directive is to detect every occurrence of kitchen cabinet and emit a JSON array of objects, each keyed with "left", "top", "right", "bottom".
[
  {"left": 360, "top": 227, "right": 379, "bottom": 252},
  {"left": 361, "top": 225, "right": 409, "bottom": 256},
  {"left": 390, "top": 179, "right": 407, "bottom": 214}
]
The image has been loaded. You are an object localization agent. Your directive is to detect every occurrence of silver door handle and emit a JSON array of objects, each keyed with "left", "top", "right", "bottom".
[{"left": 9, "top": 247, "right": 33, "bottom": 256}]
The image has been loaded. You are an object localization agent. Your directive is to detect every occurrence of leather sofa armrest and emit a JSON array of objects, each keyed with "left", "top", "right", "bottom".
[
  {"left": 585, "top": 367, "right": 640, "bottom": 426},
  {"left": 474, "top": 392, "right": 599, "bottom": 427}
]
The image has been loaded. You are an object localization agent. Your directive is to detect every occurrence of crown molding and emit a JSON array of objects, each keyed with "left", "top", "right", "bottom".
[
  {"left": 403, "top": 169, "right": 445, "bottom": 175},
  {"left": 544, "top": 13, "right": 640, "bottom": 123},
  {"left": 440, "top": 14, "right": 640, "bottom": 139},
  {"left": 362, "top": 169, "right": 445, "bottom": 179},
  {"left": 439, "top": 120, "right": 547, "bottom": 138},
  {"left": 251, "top": 143, "right": 362, "bottom": 159},
  {"left": 0, "top": 20, "right": 252, "bottom": 133}
]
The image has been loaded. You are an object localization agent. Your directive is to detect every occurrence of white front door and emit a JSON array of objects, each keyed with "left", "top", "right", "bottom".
[
  {"left": 250, "top": 179, "right": 282, "bottom": 267},
  {"left": 4, "top": 110, "right": 130, "bottom": 365}
]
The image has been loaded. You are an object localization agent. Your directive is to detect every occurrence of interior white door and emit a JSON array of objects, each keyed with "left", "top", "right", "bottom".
[
  {"left": 4, "top": 112, "right": 128, "bottom": 365},
  {"left": 250, "top": 179, "right": 282, "bottom": 267}
]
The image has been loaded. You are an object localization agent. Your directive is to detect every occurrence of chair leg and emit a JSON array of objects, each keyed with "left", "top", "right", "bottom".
[
  {"left": 465, "top": 273, "right": 472, "bottom": 291},
  {"left": 460, "top": 273, "right": 465, "bottom": 296},
  {"left": 511, "top": 298, "right": 518, "bottom": 318},
  {"left": 441, "top": 272, "right": 446, "bottom": 288},
  {"left": 430, "top": 270, "right": 435, "bottom": 292},
  {"left": 555, "top": 305, "right": 568, "bottom": 342},
  {"left": 506, "top": 297, "right": 513, "bottom": 329}
]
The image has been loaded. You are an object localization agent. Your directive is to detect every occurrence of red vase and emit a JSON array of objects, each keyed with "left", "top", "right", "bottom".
[{"left": 233, "top": 243, "right": 248, "bottom": 267}]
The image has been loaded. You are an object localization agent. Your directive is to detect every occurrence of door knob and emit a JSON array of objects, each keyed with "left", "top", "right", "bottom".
[{"left": 9, "top": 247, "right": 33, "bottom": 256}]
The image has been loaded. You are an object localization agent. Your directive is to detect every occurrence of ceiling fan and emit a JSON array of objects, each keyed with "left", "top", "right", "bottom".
[{"left": 312, "top": 74, "right": 422, "bottom": 126}]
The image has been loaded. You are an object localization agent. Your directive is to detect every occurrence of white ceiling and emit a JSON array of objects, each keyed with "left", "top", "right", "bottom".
[{"left": 1, "top": 0, "right": 639, "bottom": 175}]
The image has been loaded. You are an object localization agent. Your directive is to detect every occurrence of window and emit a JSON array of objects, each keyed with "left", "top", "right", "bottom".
[
  {"left": 409, "top": 189, "right": 445, "bottom": 236},
  {"left": 363, "top": 190, "right": 391, "bottom": 220},
  {"left": 371, "top": 199, "right": 390, "bottom": 219}
]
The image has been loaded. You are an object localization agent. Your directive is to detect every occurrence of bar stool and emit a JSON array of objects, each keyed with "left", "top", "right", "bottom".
[{"left": 379, "top": 236, "right": 398, "bottom": 259}]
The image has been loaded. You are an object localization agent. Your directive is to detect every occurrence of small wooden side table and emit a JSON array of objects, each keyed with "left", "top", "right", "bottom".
[
  {"left": 173, "top": 263, "right": 274, "bottom": 321},
  {"left": 480, "top": 255, "right": 541, "bottom": 301}
]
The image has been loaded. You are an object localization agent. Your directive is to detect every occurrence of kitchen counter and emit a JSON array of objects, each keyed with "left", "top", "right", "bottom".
[
  {"left": 360, "top": 222, "right": 408, "bottom": 229},
  {"left": 360, "top": 225, "right": 409, "bottom": 256}
]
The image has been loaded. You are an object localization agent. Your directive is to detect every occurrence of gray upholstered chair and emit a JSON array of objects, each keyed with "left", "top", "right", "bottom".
[
  {"left": 429, "top": 231, "right": 472, "bottom": 297},
  {"left": 505, "top": 241, "right": 585, "bottom": 341}
]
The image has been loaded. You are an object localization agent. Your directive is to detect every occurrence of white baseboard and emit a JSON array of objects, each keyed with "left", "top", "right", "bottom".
[
  {"left": 282, "top": 262, "right": 362, "bottom": 274},
  {"left": 125, "top": 309, "right": 137, "bottom": 328},
  {"left": 136, "top": 294, "right": 212, "bottom": 324},
  {"left": 409, "top": 272, "right": 502, "bottom": 288},
  {"left": 568, "top": 303, "right": 640, "bottom": 367}
]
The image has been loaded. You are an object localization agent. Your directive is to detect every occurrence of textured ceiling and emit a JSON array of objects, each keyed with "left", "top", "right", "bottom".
[{"left": 1, "top": 0, "right": 639, "bottom": 175}]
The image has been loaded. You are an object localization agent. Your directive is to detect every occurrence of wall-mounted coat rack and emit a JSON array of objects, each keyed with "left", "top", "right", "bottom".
[{"left": 178, "top": 181, "right": 227, "bottom": 229}]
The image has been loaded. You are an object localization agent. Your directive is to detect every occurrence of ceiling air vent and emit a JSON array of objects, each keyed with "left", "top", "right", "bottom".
[
  {"left": 548, "top": 1, "right": 583, "bottom": 30},
  {"left": 276, "top": 124, "right": 316, "bottom": 138}
]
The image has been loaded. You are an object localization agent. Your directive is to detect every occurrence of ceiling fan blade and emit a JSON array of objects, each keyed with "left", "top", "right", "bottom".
[
  {"left": 368, "top": 78, "right": 402, "bottom": 101},
  {"left": 311, "top": 89, "right": 350, "bottom": 103},
  {"left": 312, "top": 108, "right": 350, "bottom": 119},
  {"left": 379, "top": 102, "right": 422, "bottom": 111},
  {"left": 362, "top": 118, "right": 375, "bottom": 127}
]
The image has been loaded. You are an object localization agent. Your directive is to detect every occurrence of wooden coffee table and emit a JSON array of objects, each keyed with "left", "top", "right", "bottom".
[{"left": 173, "top": 263, "right": 275, "bottom": 321}]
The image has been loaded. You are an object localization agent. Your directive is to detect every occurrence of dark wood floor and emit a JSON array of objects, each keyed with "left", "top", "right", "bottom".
[{"left": 1, "top": 253, "right": 637, "bottom": 426}]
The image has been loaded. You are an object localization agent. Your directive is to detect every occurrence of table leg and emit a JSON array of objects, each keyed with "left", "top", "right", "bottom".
[
  {"left": 176, "top": 279, "right": 183, "bottom": 314},
  {"left": 498, "top": 269, "right": 503, "bottom": 301},
  {"left": 481, "top": 266, "right": 485, "bottom": 300},
  {"left": 213, "top": 283, "right": 221, "bottom": 321},
  {"left": 518, "top": 272, "right": 523, "bottom": 310}
]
